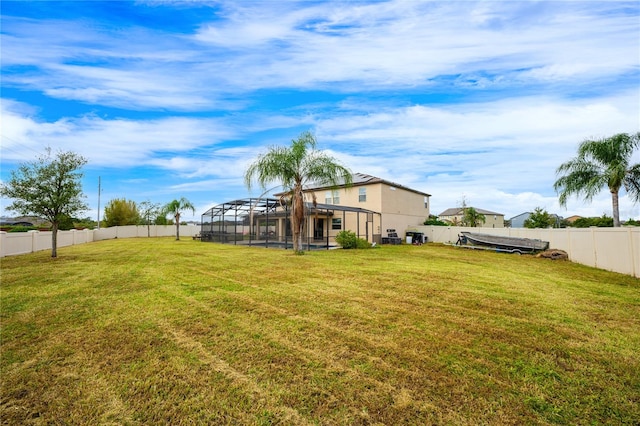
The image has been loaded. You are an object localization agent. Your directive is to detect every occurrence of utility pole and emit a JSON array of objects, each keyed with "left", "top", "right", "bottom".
[{"left": 97, "top": 176, "right": 101, "bottom": 229}]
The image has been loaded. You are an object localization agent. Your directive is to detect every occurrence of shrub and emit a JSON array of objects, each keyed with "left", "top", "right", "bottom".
[
  {"left": 336, "top": 230, "right": 372, "bottom": 249},
  {"left": 8, "top": 226, "right": 36, "bottom": 232},
  {"left": 335, "top": 230, "right": 357, "bottom": 249},
  {"left": 524, "top": 207, "right": 555, "bottom": 228},
  {"left": 356, "top": 238, "right": 371, "bottom": 249},
  {"left": 572, "top": 215, "right": 614, "bottom": 228},
  {"left": 423, "top": 218, "right": 448, "bottom": 226}
]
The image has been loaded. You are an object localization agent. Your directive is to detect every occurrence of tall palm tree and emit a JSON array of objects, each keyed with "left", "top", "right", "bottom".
[
  {"left": 554, "top": 132, "right": 640, "bottom": 227},
  {"left": 163, "top": 197, "right": 196, "bottom": 240},
  {"left": 245, "top": 131, "right": 353, "bottom": 253}
]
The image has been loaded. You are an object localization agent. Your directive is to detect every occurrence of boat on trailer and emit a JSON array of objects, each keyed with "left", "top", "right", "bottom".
[{"left": 458, "top": 231, "right": 549, "bottom": 254}]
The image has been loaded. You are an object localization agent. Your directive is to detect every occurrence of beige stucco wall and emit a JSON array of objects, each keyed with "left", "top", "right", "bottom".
[
  {"left": 308, "top": 183, "right": 429, "bottom": 236},
  {"left": 309, "top": 184, "right": 382, "bottom": 212},
  {"left": 380, "top": 184, "right": 429, "bottom": 218},
  {"left": 482, "top": 214, "right": 504, "bottom": 228},
  {"left": 407, "top": 225, "right": 640, "bottom": 278},
  {"left": 334, "top": 211, "right": 381, "bottom": 242}
]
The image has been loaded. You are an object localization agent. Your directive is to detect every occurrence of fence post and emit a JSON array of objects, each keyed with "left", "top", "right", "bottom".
[
  {"left": 0, "top": 231, "right": 6, "bottom": 257},
  {"left": 29, "top": 230, "right": 38, "bottom": 254},
  {"left": 629, "top": 227, "right": 637, "bottom": 278},
  {"left": 590, "top": 227, "right": 597, "bottom": 270}
]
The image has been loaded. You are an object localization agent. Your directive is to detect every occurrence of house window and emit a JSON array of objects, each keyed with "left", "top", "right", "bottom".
[
  {"left": 325, "top": 191, "right": 332, "bottom": 204},
  {"left": 359, "top": 188, "right": 366, "bottom": 202},
  {"left": 332, "top": 218, "right": 342, "bottom": 230},
  {"left": 332, "top": 190, "right": 340, "bottom": 204},
  {"left": 424, "top": 196, "right": 429, "bottom": 209}
]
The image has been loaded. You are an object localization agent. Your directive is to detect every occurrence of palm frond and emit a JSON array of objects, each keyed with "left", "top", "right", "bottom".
[{"left": 623, "top": 163, "right": 640, "bottom": 203}]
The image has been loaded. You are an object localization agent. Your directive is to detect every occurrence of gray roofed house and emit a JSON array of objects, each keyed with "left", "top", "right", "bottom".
[
  {"left": 509, "top": 211, "right": 563, "bottom": 228},
  {"left": 268, "top": 172, "right": 432, "bottom": 243},
  {"left": 509, "top": 212, "right": 532, "bottom": 228},
  {"left": 304, "top": 172, "right": 431, "bottom": 197},
  {"left": 438, "top": 207, "right": 505, "bottom": 228},
  {"left": 202, "top": 172, "right": 433, "bottom": 250}
]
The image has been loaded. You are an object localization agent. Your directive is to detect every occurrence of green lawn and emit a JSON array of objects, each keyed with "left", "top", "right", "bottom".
[{"left": 1, "top": 238, "right": 638, "bottom": 425}]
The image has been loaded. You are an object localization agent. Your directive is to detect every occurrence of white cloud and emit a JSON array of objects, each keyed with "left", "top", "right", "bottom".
[
  {"left": 312, "top": 89, "right": 640, "bottom": 218},
  {"left": 2, "top": 1, "right": 638, "bottom": 223},
  {"left": 2, "top": 2, "right": 638, "bottom": 108},
  {"left": 0, "top": 100, "right": 237, "bottom": 167}
]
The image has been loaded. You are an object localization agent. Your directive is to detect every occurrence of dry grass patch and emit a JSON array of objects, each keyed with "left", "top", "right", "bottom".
[{"left": 1, "top": 238, "right": 639, "bottom": 425}]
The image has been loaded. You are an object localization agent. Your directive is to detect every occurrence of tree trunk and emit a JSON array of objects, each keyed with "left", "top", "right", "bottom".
[
  {"left": 51, "top": 222, "right": 58, "bottom": 258},
  {"left": 611, "top": 189, "right": 620, "bottom": 227},
  {"left": 175, "top": 213, "right": 181, "bottom": 240},
  {"left": 296, "top": 219, "right": 304, "bottom": 252},
  {"left": 293, "top": 186, "right": 305, "bottom": 253}
]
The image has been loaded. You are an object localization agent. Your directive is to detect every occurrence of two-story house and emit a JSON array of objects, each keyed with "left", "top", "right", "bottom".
[
  {"left": 201, "top": 173, "right": 431, "bottom": 247},
  {"left": 438, "top": 207, "right": 505, "bottom": 228},
  {"left": 301, "top": 173, "right": 431, "bottom": 242}
]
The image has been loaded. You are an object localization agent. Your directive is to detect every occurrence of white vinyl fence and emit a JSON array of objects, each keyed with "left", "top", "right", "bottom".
[
  {"left": 0, "top": 225, "right": 199, "bottom": 258},
  {"left": 1, "top": 224, "right": 638, "bottom": 278},
  {"left": 407, "top": 226, "right": 640, "bottom": 278}
]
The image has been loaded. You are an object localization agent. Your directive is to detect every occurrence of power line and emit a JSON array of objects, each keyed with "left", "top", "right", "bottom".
[{"left": 1, "top": 134, "right": 47, "bottom": 157}]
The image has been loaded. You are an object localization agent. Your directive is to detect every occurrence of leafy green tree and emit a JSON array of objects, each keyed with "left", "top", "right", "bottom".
[
  {"left": 624, "top": 218, "right": 640, "bottom": 226},
  {"left": 58, "top": 214, "right": 76, "bottom": 231},
  {"left": 572, "top": 215, "right": 614, "bottom": 228},
  {"left": 424, "top": 215, "right": 448, "bottom": 226},
  {"left": 73, "top": 217, "right": 97, "bottom": 229},
  {"left": 0, "top": 149, "right": 88, "bottom": 257},
  {"left": 559, "top": 218, "right": 572, "bottom": 228},
  {"left": 571, "top": 217, "right": 590, "bottom": 228},
  {"left": 524, "top": 207, "right": 555, "bottom": 228},
  {"left": 104, "top": 198, "right": 140, "bottom": 227},
  {"left": 244, "top": 131, "right": 352, "bottom": 253},
  {"left": 594, "top": 215, "right": 614, "bottom": 227},
  {"left": 162, "top": 197, "right": 195, "bottom": 240},
  {"left": 554, "top": 132, "right": 640, "bottom": 227},
  {"left": 138, "top": 200, "right": 161, "bottom": 237},
  {"left": 462, "top": 207, "right": 486, "bottom": 227},
  {"left": 154, "top": 215, "right": 170, "bottom": 225}
]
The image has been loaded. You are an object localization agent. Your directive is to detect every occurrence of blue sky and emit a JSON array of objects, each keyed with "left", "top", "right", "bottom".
[{"left": 1, "top": 0, "right": 639, "bottom": 223}]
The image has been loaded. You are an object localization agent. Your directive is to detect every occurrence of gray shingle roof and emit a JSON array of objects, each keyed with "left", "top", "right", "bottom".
[
  {"left": 307, "top": 172, "right": 431, "bottom": 197},
  {"left": 439, "top": 207, "right": 504, "bottom": 216}
]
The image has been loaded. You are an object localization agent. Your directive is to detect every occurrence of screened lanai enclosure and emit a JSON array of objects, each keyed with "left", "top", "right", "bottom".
[{"left": 200, "top": 198, "right": 382, "bottom": 250}]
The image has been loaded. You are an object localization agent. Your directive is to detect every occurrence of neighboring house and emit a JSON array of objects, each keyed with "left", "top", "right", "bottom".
[
  {"left": 509, "top": 212, "right": 532, "bottom": 228},
  {"left": 0, "top": 216, "right": 46, "bottom": 227},
  {"left": 300, "top": 173, "right": 431, "bottom": 240},
  {"left": 0, "top": 219, "right": 34, "bottom": 227},
  {"left": 510, "top": 212, "right": 563, "bottom": 228},
  {"left": 17, "top": 216, "right": 49, "bottom": 226},
  {"left": 565, "top": 215, "right": 582, "bottom": 224},
  {"left": 438, "top": 207, "right": 505, "bottom": 228}
]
